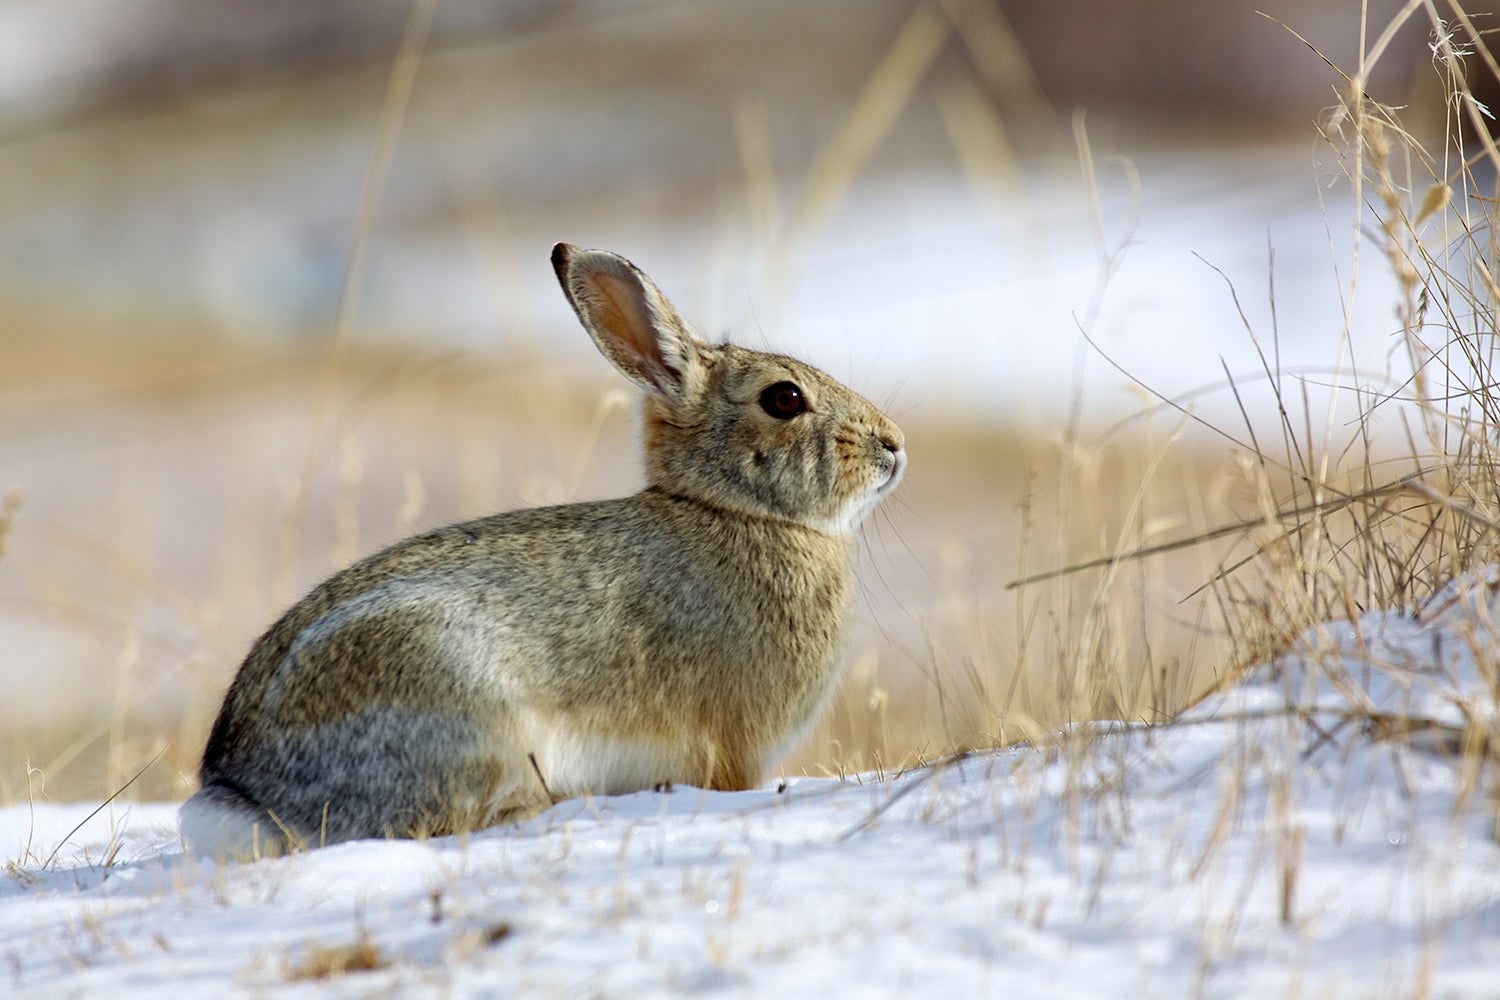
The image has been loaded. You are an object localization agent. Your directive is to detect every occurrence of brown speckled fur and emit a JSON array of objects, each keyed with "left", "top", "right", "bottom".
[{"left": 179, "top": 244, "right": 905, "bottom": 859}]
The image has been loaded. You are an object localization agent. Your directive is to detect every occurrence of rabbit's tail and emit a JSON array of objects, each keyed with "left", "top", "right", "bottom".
[{"left": 179, "top": 780, "right": 293, "bottom": 861}]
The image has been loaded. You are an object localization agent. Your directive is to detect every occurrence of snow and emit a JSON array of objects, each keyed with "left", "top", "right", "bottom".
[{"left": 6, "top": 573, "right": 1500, "bottom": 997}]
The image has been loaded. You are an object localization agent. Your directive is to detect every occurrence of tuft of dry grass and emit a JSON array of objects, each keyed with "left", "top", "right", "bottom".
[
  {"left": 1214, "top": 2, "right": 1500, "bottom": 666},
  {"left": 286, "top": 934, "right": 388, "bottom": 981}
]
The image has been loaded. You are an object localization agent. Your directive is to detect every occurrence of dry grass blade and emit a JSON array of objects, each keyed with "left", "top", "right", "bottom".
[
  {"left": 1006, "top": 472, "right": 1429, "bottom": 590},
  {"left": 939, "top": 0, "right": 1051, "bottom": 130},
  {"left": 287, "top": 937, "right": 388, "bottom": 980},
  {"left": 275, "top": 0, "right": 440, "bottom": 604},
  {"left": 936, "top": 77, "right": 1027, "bottom": 206},
  {"left": 40, "top": 745, "right": 166, "bottom": 870},
  {"left": 834, "top": 750, "right": 972, "bottom": 842},
  {"left": 1431, "top": 6, "right": 1500, "bottom": 169},
  {"left": 0, "top": 491, "right": 19, "bottom": 561},
  {"left": 773, "top": 3, "right": 948, "bottom": 272}
]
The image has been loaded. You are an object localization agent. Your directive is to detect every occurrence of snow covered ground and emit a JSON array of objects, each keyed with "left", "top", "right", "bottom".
[{"left": 6, "top": 570, "right": 1499, "bottom": 997}]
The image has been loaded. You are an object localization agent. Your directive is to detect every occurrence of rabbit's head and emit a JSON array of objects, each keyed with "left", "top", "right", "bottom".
[{"left": 553, "top": 244, "right": 904, "bottom": 536}]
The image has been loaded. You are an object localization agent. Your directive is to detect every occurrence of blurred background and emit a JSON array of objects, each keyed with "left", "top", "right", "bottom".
[{"left": 0, "top": 0, "right": 1475, "bottom": 802}]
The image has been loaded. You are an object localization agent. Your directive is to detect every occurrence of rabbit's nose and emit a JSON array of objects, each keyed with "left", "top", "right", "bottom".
[{"left": 876, "top": 434, "right": 906, "bottom": 487}]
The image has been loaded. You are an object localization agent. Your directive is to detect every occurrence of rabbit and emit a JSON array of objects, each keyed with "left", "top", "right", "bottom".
[{"left": 179, "top": 243, "right": 906, "bottom": 860}]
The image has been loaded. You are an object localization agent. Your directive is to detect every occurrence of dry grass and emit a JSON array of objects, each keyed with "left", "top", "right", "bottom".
[
  {"left": 800, "top": 416, "right": 1244, "bottom": 779},
  {"left": 286, "top": 934, "right": 388, "bottom": 981},
  {"left": 1213, "top": 4, "right": 1500, "bottom": 667}
]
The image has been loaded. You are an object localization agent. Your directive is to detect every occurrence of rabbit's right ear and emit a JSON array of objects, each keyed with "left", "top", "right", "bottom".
[{"left": 552, "top": 243, "right": 706, "bottom": 405}]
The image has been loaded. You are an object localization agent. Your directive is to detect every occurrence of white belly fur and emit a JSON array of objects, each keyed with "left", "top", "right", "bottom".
[{"left": 519, "top": 710, "right": 693, "bottom": 799}]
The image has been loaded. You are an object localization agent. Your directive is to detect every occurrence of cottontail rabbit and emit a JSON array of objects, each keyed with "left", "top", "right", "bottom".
[{"left": 180, "top": 243, "right": 905, "bottom": 859}]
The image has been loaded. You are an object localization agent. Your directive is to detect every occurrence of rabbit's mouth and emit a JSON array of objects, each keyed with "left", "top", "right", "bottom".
[{"left": 809, "top": 450, "right": 905, "bottom": 536}]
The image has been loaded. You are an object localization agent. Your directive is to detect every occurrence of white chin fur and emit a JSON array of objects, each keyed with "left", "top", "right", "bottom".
[{"left": 820, "top": 472, "right": 902, "bottom": 536}]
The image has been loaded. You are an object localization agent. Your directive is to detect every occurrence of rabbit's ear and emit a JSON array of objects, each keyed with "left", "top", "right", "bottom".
[{"left": 552, "top": 243, "right": 705, "bottom": 404}]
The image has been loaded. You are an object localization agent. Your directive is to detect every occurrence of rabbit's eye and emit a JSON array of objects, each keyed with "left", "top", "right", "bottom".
[{"left": 759, "top": 381, "right": 807, "bottom": 419}]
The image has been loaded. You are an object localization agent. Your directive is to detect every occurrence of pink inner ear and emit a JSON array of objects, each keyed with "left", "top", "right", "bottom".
[{"left": 582, "top": 270, "right": 664, "bottom": 372}]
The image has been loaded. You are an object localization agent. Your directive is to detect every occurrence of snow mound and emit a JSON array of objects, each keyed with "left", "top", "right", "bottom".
[{"left": 6, "top": 571, "right": 1500, "bottom": 997}]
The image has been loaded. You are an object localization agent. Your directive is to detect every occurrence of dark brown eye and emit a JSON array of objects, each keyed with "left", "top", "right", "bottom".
[{"left": 759, "top": 381, "right": 807, "bottom": 419}]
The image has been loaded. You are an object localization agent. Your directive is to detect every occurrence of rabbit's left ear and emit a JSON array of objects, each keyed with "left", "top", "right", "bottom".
[{"left": 552, "top": 243, "right": 706, "bottom": 406}]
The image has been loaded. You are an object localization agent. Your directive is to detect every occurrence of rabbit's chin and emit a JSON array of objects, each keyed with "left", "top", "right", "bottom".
[{"left": 809, "top": 473, "right": 905, "bottom": 537}]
